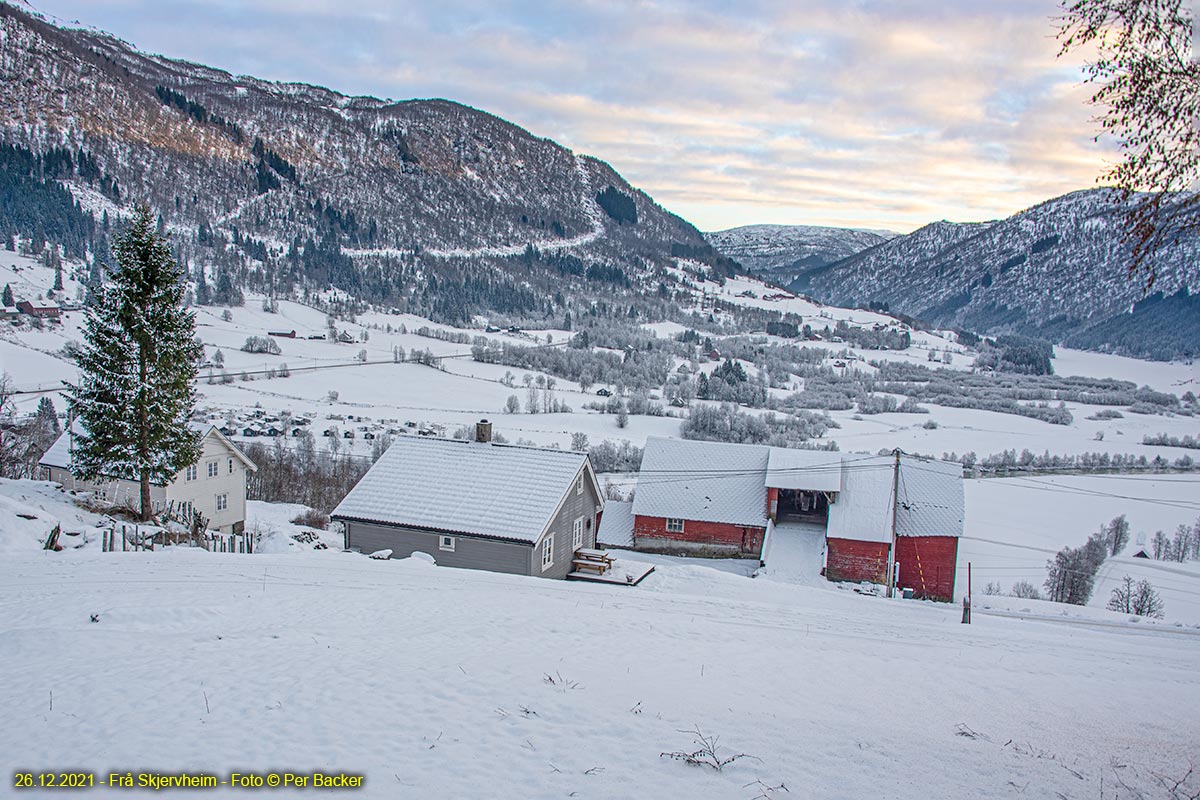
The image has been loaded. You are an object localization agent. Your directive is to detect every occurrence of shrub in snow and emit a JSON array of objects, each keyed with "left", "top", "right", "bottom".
[
  {"left": 1010, "top": 581, "right": 1041, "bottom": 600},
  {"left": 290, "top": 508, "right": 329, "bottom": 530},
  {"left": 660, "top": 727, "right": 760, "bottom": 771},
  {"left": 1106, "top": 575, "right": 1164, "bottom": 618}
]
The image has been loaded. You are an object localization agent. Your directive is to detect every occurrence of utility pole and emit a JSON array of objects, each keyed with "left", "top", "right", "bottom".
[
  {"left": 962, "top": 562, "right": 972, "bottom": 624},
  {"left": 887, "top": 448, "right": 900, "bottom": 598}
]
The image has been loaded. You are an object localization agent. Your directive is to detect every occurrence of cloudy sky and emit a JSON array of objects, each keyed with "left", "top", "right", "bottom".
[{"left": 33, "top": 0, "right": 1116, "bottom": 233}]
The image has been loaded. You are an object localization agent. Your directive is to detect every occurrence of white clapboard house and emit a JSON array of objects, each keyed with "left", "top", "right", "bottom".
[{"left": 40, "top": 421, "right": 257, "bottom": 533}]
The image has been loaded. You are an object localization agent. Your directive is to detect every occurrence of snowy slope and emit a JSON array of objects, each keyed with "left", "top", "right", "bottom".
[{"left": 1, "top": 522, "right": 1197, "bottom": 799}]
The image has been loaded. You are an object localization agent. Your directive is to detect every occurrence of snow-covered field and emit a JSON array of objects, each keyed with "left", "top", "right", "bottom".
[
  {"left": 2, "top": 495, "right": 1197, "bottom": 799},
  {"left": 961, "top": 474, "right": 1200, "bottom": 624}
]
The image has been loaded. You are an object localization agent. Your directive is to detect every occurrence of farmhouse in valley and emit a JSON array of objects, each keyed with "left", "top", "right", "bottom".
[
  {"left": 16, "top": 298, "right": 60, "bottom": 319},
  {"left": 39, "top": 421, "right": 257, "bottom": 533},
  {"left": 332, "top": 421, "right": 604, "bottom": 579},
  {"left": 620, "top": 437, "right": 964, "bottom": 601}
]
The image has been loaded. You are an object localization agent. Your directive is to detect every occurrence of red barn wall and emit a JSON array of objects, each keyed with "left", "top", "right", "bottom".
[
  {"left": 633, "top": 515, "right": 765, "bottom": 557},
  {"left": 826, "top": 538, "right": 889, "bottom": 584},
  {"left": 894, "top": 536, "right": 958, "bottom": 602}
]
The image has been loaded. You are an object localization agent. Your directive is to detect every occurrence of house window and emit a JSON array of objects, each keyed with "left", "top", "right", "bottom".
[
  {"left": 666, "top": 518, "right": 685, "bottom": 533},
  {"left": 541, "top": 535, "right": 554, "bottom": 570},
  {"left": 207, "top": 461, "right": 219, "bottom": 478},
  {"left": 439, "top": 535, "right": 455, "bottom": 552},
  {"left": 215, "top": 493, "right": 228, "bottom": 511},
  {"left": 228, "top": 458, "right": 234, "bottom": 474},
  {"left": 572, "top": 517, "right": 584, "bottom": 549},
  {"left": 577, "top": 473, "right": 584, "bottom": 495},
  {"left": 185, "top": 465, "right": 197, "bottom": 482}
]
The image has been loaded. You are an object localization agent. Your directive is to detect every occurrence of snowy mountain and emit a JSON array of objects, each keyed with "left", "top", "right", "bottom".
[
  {"left": 0, "top": 2, "right": 729, "bottom": 322},
  {"left": 705, "top": 224, "right": 894, "bottom": 284},
  {"left": 792, "top": 190, "right": 1200, "bottom": 360}
]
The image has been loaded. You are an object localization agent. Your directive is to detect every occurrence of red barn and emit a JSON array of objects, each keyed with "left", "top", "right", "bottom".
[
  {"left": 824, "top": 454, "right": 963, "bottom": 601},
  {"left": 17, "top": 299, "right": 60, "bottom": 319},
  {"left": 631, "top": 438, "right": 770, "bottom": 558},
  {"left": 629, "top": 438, "right": 964, "bottom": 601}
]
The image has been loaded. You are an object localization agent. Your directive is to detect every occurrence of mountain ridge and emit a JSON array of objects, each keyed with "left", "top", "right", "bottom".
[
  {"left": 790, "top": 188, "right": 1199, "bottom": 359},
  {"left": 706, "top": 223, "right": 895, "bottom": 285},
  {"left": 0, "top": 0, "right": 732, "bottom": 324}
]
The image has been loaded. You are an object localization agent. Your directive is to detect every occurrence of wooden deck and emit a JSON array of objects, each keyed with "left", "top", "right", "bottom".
[{"left": 567, "top": 557, "right": 655, "bottom": 586}]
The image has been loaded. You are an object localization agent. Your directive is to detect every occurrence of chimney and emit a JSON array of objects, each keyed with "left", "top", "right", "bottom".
[{"left": 475, "top": 418, "right": 493, "bottom": 443}]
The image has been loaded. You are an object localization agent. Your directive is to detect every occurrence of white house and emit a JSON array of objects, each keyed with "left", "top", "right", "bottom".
[{"left": 39, "top": 421, "right": 257, "bottom": 533}]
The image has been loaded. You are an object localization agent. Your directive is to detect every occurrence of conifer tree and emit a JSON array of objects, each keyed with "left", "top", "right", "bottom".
[
  {"left": 1, "top": 284, "right": 12, "bottom": 307},
  {"left": 67, "top": 203, "right": 201, "bottom": 520}
]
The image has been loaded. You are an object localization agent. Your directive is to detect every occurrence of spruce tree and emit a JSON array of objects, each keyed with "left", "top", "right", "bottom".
[
  {"left": 1, "top": 284, "right": 12, "bottom": 307},
  {"left": 67, "top": 203, "right": 201, "bottom": 520}
]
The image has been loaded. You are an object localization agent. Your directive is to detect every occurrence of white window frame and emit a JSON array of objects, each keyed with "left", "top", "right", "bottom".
[
  {"left": 577, "top": 473, "right": 584, "bottom": 495},
  {"left": 541, "top": 535, "right": 554, "bottom": 571},
  {"left": 207, "top": 460, "right": 219, "bottom": 478},
  {"left": 185, "top": 464, "right": 197, "bottom": 482},
  {"left": 572, "top": 517, "right": 584, "bottom": 550},
  {"left": 666, "top": 518, "right": 685, "bottom": 533},
  {"left": 439, "top": 535, "right": 456, "bottom": 552},
  {"left": 215, "top": 493, "right": 228, "bottom": 512}
]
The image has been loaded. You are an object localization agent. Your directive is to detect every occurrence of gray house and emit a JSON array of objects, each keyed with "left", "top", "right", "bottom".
[{"left": 331, "top": 421, "right": 604, "bottom": 579}]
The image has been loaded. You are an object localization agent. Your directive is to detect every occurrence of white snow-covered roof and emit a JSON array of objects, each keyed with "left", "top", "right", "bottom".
[
  {"left": 39, "top": 421, "right": 255, "bottom": 473},
  {"left": 827, "top": 454, "right": 964, "bottom": 543},
  {"left": 38, "top": 423, "right": 78, "bottom": 471},
  {"left": 331, "top": 436, "right": 594, "bottom": 543},
  {"left": 630, "top": 439, "right": 963, "bottom": 539},
  {"left": 632, "top": 437, "right": 770, "bottom": 527},
  {"left": 766, "top": 448, "right": 843, "bottom": 491},
  {"left": 827, "top": 455, "right": 896, "bottom": 543},
  {"left": 896, "top": 455, "right": 964, "bottom": 538},
  {"left": 596, "top": 500, "right": 634, "bottom": 548}
]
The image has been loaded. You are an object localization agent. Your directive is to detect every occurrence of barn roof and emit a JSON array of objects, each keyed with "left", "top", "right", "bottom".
[
  {"left": 826, "top": 455, "right": 896, "bottom": 543},
  {"left": 631, "top": 439, "right": 963, "bottom": 539},
  {"left": 332, "top": 436, "right": 597, "bottom": 544},
  {"left": 827, "top": 454, "right": 964, "bottom": 542},
  {"left": 896, "top": 455, "right": 964, "bottom": 538},
  {"left": 596, "top": 500, "right": 634, "bottom": 548},
  {"left": 766, "top": 448, "right": 843, "bottom": 491},
  {"left": 632, "top": 437, "right": 770, "bottom": 527}
]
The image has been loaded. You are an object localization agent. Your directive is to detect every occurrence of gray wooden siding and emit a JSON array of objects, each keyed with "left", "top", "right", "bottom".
[
  {"left": 531, "top": 466, "right": 602, "bottom": 579},
  {"left": 344, "top": 520, "right": 532, "bottom": 576}
]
